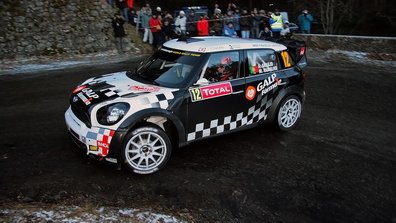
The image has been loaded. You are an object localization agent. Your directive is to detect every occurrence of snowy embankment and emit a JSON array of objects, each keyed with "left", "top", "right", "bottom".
[{"left": 0, "top": 205, "right": 186, "bottom": 223}]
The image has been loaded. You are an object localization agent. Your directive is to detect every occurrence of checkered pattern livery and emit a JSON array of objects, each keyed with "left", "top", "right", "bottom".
[
  {"left": 187, "top": 88, "right": 274, "bottom": 141},
  {"left": 86, "top": 127, "right": 115, "bottom": 156},
  {"left": 138, "top": 91, "right": 175, "bottom": 109},
  {"left": 97, "top": 85, "right": 176, "bottom": 110}
]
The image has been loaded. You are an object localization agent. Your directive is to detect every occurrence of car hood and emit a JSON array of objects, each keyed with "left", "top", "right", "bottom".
[{"left": 70, "top": 71, "right": 173, "bottom": 109}]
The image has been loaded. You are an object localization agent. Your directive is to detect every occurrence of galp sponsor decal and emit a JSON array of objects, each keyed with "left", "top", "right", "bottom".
[
  {"left": 76, "top": 87, "right": 99, "bottom": 105},
  {"left": 257, "top": 73, "right": 284, "bottom": 95},
  {"left": 130, "top": 85, "right": 160, "bottom": 92},
  {"left": 190, "top": 82, "right": 233, "bottom": 102}
]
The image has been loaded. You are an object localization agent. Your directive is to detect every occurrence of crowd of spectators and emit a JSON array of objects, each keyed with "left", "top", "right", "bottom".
[{"left": 109, "top": 1, "right": 314, "bottom": 50}]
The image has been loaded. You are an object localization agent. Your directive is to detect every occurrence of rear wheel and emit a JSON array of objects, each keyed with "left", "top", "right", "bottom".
[
  {"left": 276, "top": 95, "right": 302, "bottom": 131},
  {"left": 122, "top": 125, "right": 172, "bottom": 174}
]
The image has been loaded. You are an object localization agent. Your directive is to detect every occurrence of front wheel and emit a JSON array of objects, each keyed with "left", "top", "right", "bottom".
[
  {"left": 276, "top": 95, "right": 302, "bottom": 131},
  {"left": 122, "top": 125, "right": 172, "bottom": 174}
]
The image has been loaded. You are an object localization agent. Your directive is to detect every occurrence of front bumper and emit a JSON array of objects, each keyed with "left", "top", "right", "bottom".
[{"left": 65, "top": 107, "right": 118, "bottom": 164}]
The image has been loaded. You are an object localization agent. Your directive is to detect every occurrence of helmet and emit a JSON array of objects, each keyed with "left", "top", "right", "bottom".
[{"left": 221, "top": 56, "right": 232, "bottom": 65}]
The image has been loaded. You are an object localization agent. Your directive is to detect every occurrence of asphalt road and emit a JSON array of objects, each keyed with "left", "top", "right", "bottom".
[{"left": 0, "top": 59, "right": 395, "bottom": 222}]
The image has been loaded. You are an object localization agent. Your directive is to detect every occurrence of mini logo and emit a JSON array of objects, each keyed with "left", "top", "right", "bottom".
[
  {"left": 245, "top": 86, "right": 256, "bottom": 101},
  {"left": 73, "top": 96, "right": 78, "bottom": 102}
]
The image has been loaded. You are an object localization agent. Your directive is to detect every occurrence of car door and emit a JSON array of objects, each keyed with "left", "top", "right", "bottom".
[
  {"left": 241, "top": 49, "right": 288, "bottom": 124},
  {"left": 186, "top": 50, "right": 246, "bottom": 142}
]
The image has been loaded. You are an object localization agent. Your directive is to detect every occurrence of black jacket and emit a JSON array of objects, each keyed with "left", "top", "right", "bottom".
[{"left": 112, "top": 17, "right": 126, "bottom": 37}]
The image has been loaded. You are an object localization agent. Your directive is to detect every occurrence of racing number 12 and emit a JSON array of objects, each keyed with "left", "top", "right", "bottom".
[
  {"left": 281, "top": 51, "right": 292, "bottom": 68},
  {"left": 190, "top": 88, "right": 202, "bottom": 102}
]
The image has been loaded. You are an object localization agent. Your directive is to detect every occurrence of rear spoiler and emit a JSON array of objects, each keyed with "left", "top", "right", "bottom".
[{"left": 275, "top": 39, "right": 307, "bottom": 69}]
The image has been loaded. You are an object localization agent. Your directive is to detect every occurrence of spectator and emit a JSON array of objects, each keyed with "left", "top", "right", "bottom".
[
  {"left": 162, "top": 19, "right": 176, "bottom": 40},
  {"left": 251, "top": 8, "right": 263, "bottom": 39},
  {"left": 175, "top": 11, "right": 187, "bottom": 36},
  {"left": 269, "top": 9, "right": 283, "bottom": 38},
  {"left": 128, "top": 8, "right": 137, "bottom": 26},
  {"left": 240, "top": 9, "right": 251, "bottom": 39},
  {"left": 227, "top": 3, "right": 237, "bottom": 13},
  {"left": 155, "top": 6, "right": 164, "bottom": 20},
  {"left": 187, "top": 10, "right": 197, "bottom": 36},
  {"left": 258, "top": 26, "right": 273, "bottom": 39},
  {"left": 223, "top": 22, "right": 237, "bottom": 37},
  {"left": 233, "top": 8, "right": 241, "bottom": 37},
  {"left": 223, "top": 10, "right": 234, "bottom": 27},
  {"left": 197, "top": 15, "right": 209, "bottom": 36},
  {"left": 112, "top": 13, "right": 126, "bottom": 53},
  {"left": 140, "top": 4, "right": 153, "bottom": 44},
  {"left": 258, "top": 9, "right": 269, "bottom": 38},
  {"left": 115, "top": 0, "right": 129, "bottom": 22},
  {"left": 149, "top": 13, "right": 165, "bottom": 47},
  {"left": 164, "top": 11, "right": 174, "bottom": 21},
  {"left": 212, "top": 3, "right": 222, "bottom": 17},
  {"left": 126, "top": 0, "right": 133, "bottom": 9},
  {"left": 298, "top": 9, "right": 314, "bottom": 34},
  {"left": 211, "top": 8, "right": 223, "bottom": 36},
  {"left": 280, "top": 21, "right": 291, "bottom": 38},
  {"left": 107, "top": 0, "right": 115, "bottom": 8}
]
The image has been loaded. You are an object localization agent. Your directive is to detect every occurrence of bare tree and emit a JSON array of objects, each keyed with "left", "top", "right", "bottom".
[{"left": 318, "top": 0, "right": 355, "bottom": 34}]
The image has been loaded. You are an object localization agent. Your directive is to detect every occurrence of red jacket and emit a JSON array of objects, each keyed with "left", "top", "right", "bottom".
[
  {"left": 197, "top": 19, "right": 209, "bottom": 36},
  {"left": 149, "top": 18, "right": 161, "bottom": 33}
]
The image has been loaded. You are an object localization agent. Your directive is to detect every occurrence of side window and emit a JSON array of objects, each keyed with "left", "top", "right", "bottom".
[
  {"left": 203, "top": 51, "right": 239, "bottom": 82},
  {"left": 247, "top": 50, "right": 279, "bottom": 75}
]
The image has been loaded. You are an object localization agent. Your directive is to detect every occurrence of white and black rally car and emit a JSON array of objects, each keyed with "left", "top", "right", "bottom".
[{"left": 65, "top": 36, "right": 307, "bottom": 174}]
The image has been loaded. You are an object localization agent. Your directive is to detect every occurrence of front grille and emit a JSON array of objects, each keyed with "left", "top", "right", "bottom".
[{"left": 70, "top": 104, "right": 92, "bottom": 128}]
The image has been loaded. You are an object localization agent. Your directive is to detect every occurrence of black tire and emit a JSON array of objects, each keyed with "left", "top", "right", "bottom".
[
  {"left": 276, "top": 95, "right": 302, "bottom": 131},
  {"left": 122, "top": 125, "right": 172, "bottom": 174}
]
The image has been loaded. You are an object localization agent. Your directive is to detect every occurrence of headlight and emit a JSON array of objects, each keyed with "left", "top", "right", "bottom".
[{"left": 97, "top": 103, "right": 130, "bottom": 125}]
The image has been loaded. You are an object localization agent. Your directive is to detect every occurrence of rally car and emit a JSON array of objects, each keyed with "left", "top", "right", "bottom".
[{"left": 65, "top": 36, "right": 307, "bottom": 174}]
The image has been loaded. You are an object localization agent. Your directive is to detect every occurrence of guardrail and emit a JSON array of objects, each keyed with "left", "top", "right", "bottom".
[{"left": 293, "top": 34, "right": 396, "bottom": 53}]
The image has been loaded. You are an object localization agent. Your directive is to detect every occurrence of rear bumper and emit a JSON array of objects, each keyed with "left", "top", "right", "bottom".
[{"left": 64, "top": 107, "right": 118, "bottom": 164}]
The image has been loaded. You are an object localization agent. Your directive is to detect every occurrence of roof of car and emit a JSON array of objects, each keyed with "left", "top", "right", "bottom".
[{"left": 163, "top": 36, "right": 287, "bottom": 53}]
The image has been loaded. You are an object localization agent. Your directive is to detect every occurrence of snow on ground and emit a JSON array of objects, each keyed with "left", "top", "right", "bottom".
[
  {"left": 0, "top": 51, "right": 147, "bottom": 76},
  {"left": 0, "top": 206, "right": 186, "bottom": 223},
  {"left": 307, "top": 49, "right": 396, "bottom": 71}
]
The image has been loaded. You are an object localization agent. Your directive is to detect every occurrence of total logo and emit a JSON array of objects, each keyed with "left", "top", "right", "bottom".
[{"left": 190, "top": 82, "right": 233, "bottom": 102}]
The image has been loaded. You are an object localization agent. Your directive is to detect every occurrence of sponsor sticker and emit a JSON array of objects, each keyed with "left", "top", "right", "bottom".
[
  {"left": 281, "top": 51, "right": 292, "bottom": 67},
  {"left": 75, "top": 87, "right": 99, "bottom": 105},
  {"left": 190, "top": 82, "right": 233, "bottom": 102},
  {"left": 72, "top": 85, "right": 87, "bottom": 93},
  {"left": 256, "top": 73, "right": 285, "bottom": 95},
  {"left": 89, "top": 145, "right": 98, "bottom": 151},
  {"left": 130, "top": 85, "right": 160, "bottom": 92},
  {"left": 245, "top": 86, "right": 257, "bottom": 101},
  {"left": 77, "top": 92, "right": 92, "bottom": 105},
  {"left": 250, "top": 62, "right": 278, "bottom": 74},
  {"left": 161, "top": 48, "right": 201, "bottom": 57},
  {"left": 97, "top": 141, "right": 110, "bottom": 156}
]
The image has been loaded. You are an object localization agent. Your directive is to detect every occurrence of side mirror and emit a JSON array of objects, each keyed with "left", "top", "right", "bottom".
[{"left": 195, "top": 78, "right": 210, "bottom": 86}]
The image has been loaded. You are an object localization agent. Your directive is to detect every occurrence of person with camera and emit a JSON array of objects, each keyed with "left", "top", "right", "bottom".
[
  {"left": 112, "top": 13, "right": 127, "bottom": 53},
  {"left": 298, "top": 9, "right": 314, "bottom": 34}
]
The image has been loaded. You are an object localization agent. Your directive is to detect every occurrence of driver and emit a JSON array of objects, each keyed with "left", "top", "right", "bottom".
[{"left": 206, "top": 56, "right": 233, "bottom": 82}]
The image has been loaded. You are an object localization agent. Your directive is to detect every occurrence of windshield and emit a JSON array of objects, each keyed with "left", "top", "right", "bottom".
[{"left": 131, "top": 47, "right": 203, "bottom": 88}]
